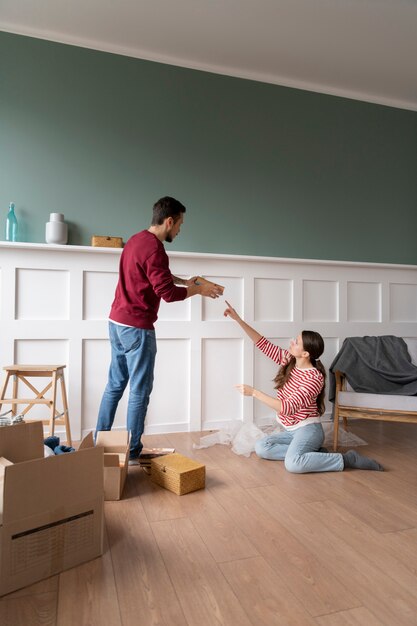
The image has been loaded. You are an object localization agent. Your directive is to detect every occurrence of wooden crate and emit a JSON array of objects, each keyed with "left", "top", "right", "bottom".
[{"left": 151, "top": 453, "right": 205, "bottom": 495}]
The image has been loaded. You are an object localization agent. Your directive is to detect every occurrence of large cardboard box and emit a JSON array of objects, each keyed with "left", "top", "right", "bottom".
[
  {"left": 94, "top": 431, "right": 129, "bottom": 501},
  {"left": 151, "top": 453, "right": 205, "bottom": 495},
  {"left": 0, "top": 421, "right": 104, "bottom": 596}
]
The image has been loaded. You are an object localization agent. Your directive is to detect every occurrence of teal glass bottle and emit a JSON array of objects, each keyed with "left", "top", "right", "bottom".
[{"left": 5, "top": 202, "right": 18, "bottom": 242}]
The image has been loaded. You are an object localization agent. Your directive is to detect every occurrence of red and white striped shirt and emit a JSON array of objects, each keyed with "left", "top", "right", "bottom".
[{"left": 256, "top": 336, "right": 324, "bottom": 431}]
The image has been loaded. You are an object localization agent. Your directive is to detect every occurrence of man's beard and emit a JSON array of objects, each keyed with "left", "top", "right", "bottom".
[{"left": 165, "top": 233, "right": 173, "bottom": 243}]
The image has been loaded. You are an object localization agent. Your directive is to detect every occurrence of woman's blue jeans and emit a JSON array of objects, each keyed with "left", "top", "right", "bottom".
[
  {"left": 96, "top": 322, "right": 157, "bottom": 459},
  {"left": 255, "top": 423, "right": 344, "bottom": 473}
]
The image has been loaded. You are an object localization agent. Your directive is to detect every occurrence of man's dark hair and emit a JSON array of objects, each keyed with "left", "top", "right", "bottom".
[{"left": 151, "top": 196, "right": 186, "bottom": 226}]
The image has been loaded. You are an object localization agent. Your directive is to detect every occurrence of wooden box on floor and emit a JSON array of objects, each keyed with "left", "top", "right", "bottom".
[
  {"left": 151, "top": 453, "right": 205, "bottom": 495},
  {"left": 0, "top": 422, "right": 104, "bottom": 597}
]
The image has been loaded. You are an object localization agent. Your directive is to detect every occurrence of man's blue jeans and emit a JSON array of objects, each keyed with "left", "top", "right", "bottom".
[
  {"left": 255, "top": 423, "right": 344, "bottom": 473},
  {"left": 96, "top": 322, "right": 157, "bottom": 459}
]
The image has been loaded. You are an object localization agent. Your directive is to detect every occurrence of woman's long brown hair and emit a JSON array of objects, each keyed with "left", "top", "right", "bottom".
[{"left": 273, "top": 330, "right": 326, "bottom": 415}]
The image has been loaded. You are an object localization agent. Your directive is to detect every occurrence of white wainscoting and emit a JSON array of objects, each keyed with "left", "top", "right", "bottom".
[{"left": 1, "top": 242, "right": 416, "bottom": 439}]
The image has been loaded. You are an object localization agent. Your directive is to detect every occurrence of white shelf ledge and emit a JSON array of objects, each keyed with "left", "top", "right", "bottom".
[{"left": 0, "top": 240, "right": 416, "bottom": 270}]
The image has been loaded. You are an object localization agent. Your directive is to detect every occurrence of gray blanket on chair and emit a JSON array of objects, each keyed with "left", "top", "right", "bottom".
[{"left": 329, "top": 335, "right": 417, "bottom": 402}]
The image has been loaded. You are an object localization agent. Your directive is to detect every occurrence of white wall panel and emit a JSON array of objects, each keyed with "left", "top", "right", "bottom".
[
  {"left": 16, "top": 269, "right": 69, "bottom": 320},
  {"left": 390, "top": 283, "right": 417, "bottom": 322},
  {"left": 83, "top": 271, "right": 118, "bottom": 320},
  {"left": 254, "top": 278, "right": 293, "bottom": 321},
  {"left": 147, "top": 339, "right": 190, "bottom": 431},
  {"left": 1, "top": 242, "right": 416, "bottom": 438},
  {"left": 347, "top": 281, "right": 381, "bottom": 322},
  {"left": 158, "top": 297, "right": 191, "bottom": 321},
  {"left": 202, "top": 338, "right": 243, "bottom": 428},
  {"left": 303, "top": 280, "right": 339, "bottom": 322}
]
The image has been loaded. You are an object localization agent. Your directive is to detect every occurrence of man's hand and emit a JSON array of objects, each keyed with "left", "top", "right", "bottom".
[
  {"left": 186, "top": 278, "right": 222, "bottom": 299},
  {"left": 185, "top": 276, "right": 199, "bottom": 287},
  {"left": 195, "top": 276, "right": 224, "bottom": 296},
  {"left": 200, "top": 283, "right": 222, "bottom": 298},
  {"left": 192, "top": 276, "right": 224, "bottom": 299}
]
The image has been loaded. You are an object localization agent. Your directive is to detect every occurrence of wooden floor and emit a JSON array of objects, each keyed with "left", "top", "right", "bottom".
[{"left": 1, "top": 420, "right": 417, "bottom": 626}]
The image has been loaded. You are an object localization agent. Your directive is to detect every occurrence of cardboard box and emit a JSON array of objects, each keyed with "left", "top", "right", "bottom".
[
  {"left": 151, "top": 453, "right": 205, "bottom": 495},
  {"left": 94, "top": 431, "right": 129, "bottom": 501},
  {"left": 0, "top": 422, "right": 104, "bottom": 597}
]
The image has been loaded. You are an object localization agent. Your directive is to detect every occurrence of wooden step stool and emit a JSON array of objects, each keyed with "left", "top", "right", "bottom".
[{"left": 0, "top": 365, "right": 72, "bottom": 445}]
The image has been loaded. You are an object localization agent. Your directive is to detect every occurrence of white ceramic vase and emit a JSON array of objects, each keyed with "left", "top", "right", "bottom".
[{"left": 45, "top": 213, "right": 68, "bottom": 245}]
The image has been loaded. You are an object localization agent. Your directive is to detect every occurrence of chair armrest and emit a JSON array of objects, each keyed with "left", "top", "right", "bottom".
[{"left": 335, "top": 370, "right": 347, "bottom": 393}]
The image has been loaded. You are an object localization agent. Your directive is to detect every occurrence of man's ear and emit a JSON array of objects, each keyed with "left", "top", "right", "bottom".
[{"left": 165, "top": 216, "right": 174, "bottom": 229}]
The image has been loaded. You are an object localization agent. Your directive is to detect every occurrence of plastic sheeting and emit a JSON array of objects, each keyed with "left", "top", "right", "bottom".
[
  {"left": 193, "top": 420, "right": 367, "bottom": 457},
  {"left": 193, "top": 422, "right": 265, "bottom": 457}
]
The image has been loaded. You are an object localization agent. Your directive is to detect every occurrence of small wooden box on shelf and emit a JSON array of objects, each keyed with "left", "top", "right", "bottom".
[{"left": 91, "top": 236, "right": 123, "bottom": 248}]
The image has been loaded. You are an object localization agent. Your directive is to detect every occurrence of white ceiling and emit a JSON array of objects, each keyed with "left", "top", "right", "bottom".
[{"left": 1, "top": 0, "right": 417, "bottom": 111}]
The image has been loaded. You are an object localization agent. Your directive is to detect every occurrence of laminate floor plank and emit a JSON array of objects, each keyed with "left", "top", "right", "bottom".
[
  {"left": 104, "top": 474, "right": 187, "bottom": 626},
  {"left": 207, "top": 471, "right": 360, "bottom": 617},
  {"left": 192, "top": 441, "right": 276, "bottom": 489},
  {"left": 151, "top": 517, "right": 253, "bottom": 626},
  {"left": 175, "top": 486, "right": 260, "bottom": 563},
  {"left": 136, "top": 466, "right": 186, "bottom": 522},
  {"left": 249, "top": 484, "right": 417, "bottom": 625},
  {"left": 0, "top": 592, "right": 57, "bottom": 626},
  {"left": 329, "top": 472, "right": 417, "bottom": 532},
  {"left": 380, "top": 528, "right": 417, "bottom": 576},
  {"left": 348, "top": 468, "right": 417, "bottom": 507},
  {"left": 306, "top": 499, "right": 417, "bottom": 599},
  {"left": 219, "top": 556, "right": 317, "bottom": 626},
  {"left": 315, "top": 606, "right": 384, "bottom": 626},
  {"left": 56, "top": 524, "right": 122, "bottom": 626}
]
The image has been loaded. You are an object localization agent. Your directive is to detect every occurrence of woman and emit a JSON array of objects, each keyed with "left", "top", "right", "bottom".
[{"left": 224, "top": 301, "right": 383, "bottom": 473}]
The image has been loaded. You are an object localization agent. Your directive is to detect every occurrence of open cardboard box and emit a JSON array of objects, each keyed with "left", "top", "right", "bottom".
[
  {"left": 0, "top": 421, "right": 104, "bottom": 597},
  {"left": 94, "top": 430, "right": 130, "bottom": 501}
]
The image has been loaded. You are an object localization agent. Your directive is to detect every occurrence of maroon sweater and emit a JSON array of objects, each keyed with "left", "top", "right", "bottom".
[{"left": 109, "top": 230, "right": 187, "bottom": 329}]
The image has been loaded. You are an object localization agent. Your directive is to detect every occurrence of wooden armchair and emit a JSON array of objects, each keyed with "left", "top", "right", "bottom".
[{"left": 333, "top": 369, "right": 417, "bottom": 450}]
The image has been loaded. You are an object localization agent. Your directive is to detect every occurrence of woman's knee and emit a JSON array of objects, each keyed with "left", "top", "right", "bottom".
[{"left": 284, "top": 455, "right": 305, "bottom": 474}]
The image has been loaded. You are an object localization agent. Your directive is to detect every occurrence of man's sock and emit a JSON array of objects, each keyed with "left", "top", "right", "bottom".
[{"left": 342, "top": 449, "right": 384, "bottom": 471}]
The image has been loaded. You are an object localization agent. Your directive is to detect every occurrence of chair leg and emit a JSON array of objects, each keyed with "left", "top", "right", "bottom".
[{"left": 333, "top": 406, "right": 340, "bottom": 451}]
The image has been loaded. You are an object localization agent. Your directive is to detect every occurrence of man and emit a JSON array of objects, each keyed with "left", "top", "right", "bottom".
[{"left": 96, "top": 196, "right": 222, "bottom": 463}]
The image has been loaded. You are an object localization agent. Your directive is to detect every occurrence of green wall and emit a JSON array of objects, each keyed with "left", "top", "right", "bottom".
[{"left": 1, "top": 31, "right": 416, "bottom": 263}]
